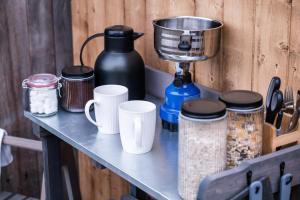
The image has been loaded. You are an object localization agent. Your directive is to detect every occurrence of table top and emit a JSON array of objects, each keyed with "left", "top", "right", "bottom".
[{"left": 24, "top": 95, "right": 181, "bottom": 200}]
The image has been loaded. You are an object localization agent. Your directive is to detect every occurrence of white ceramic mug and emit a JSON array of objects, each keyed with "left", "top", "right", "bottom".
[
  {"left": 85, "top": 85, "right": 128, "bottom": 134},
  {"left": 119, "top": 100, "right": 156, "bottom": 154}
]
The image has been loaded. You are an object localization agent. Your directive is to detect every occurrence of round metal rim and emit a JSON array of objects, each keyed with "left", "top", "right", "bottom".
[{"left": 152, "top": 16, "right": 224, "bottom": 32}]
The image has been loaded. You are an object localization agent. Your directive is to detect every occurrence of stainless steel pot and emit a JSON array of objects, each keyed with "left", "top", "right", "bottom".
[{"left": 153, "top": 16, "right": 223, "bottom": 62}]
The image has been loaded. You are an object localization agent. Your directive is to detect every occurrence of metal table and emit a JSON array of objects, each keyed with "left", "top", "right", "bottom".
[
  {"left": 24, "top": 67, "right": 221, "bottom": 200},
  {"left": 25, "top": 95, "right": 181, "bottom": 200}
]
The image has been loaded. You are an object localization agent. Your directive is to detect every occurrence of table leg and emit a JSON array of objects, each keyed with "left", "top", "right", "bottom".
[
  {"left": 60, "top": 142, "right": 81, "bottom": 200},
  {"left": 40, "top": 129, "right": 64, "bottom": 200}
]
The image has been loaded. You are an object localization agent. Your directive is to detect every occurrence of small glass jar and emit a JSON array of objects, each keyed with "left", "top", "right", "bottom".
[
  {"left": 22, "top": 73, "right": 61, "bottom": 117},
  {"left": 60, "top": 66, "right": 94, "bottom": 112},
  {"left": 178, "top": 99, "right": 227, "bottom": 200},
  {"left": 219, "top": 90, "right": 264, "bottom": 169}
]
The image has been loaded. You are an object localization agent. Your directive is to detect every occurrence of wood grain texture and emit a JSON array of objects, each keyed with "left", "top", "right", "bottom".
[
  {"left": 1, "top": 0, "right": 73, "bottom": 197},
  {"left": 105, "top": 0, "right": 125, "bottom": 26},
  {"left": 125, "top": 0, "right": 146, "bottom": 59},
  {"left": 288, "top": 0, "right": 300, "bottom": 95},
  {"left": 222, "top": 0, "right": 255, "bottom": 91},
  {"left": 86, "top": 0, "right": 106, "bottom": 67},
  {"left": 145, "top": 0, "right": 170, "bottom": 72},
  {"left": 71, "top": 0, "right": 89, "bottom": 65},
  {"left": 195, "top": 0, "right": 223, "bottom": 89},
  {"left": 0, "top": 0, "right": 20, "bottom": 193},
  {"left": 263, "top": 113, "right": 300, "bottom": 154},
  {"left": 52, "top": 0, "right": 73, "bottom": 74},
  {"left": 78, "top": 151, "right": 129, "bottom": 200},
  {"left": 78, "top": 152, "right": 94, "bottom": 199},
  {"left": 253, "top": 0, "right": 292, "bottom": 97},
  {"left": 1, "top": 0, "right": 44, "bottom": 197},
  {"left": 25, "top": 1, "right": 57, "bottom": 195}
]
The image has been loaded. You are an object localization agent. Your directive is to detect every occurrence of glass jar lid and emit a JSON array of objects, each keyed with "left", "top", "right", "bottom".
[
  {"left": 219, "top": 90, "right": 263, "bottom": 110},
  {"left": 62, "top": 65, "right": 94, "bottom": 79},
  {"left": 25, "top": 73, "right": 58, "bottom": 89},
  {"left": 181, "top": 99, "right": 226, "bottom": 120}
]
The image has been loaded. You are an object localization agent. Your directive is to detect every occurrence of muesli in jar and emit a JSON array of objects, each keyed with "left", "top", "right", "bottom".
[{"left": 219, "top": 90, "right": 264, "bottom": 169}]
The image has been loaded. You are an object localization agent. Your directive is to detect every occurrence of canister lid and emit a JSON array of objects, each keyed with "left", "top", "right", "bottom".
[
  {"left": 62, "top": 66, "right": 94, "bottom": 79},
  {"left": 25, "top": 73, "right": 58, "bottom": 89},
  {"left": 219, "top": 90, "right": 263, "bottom": 110},
  {"left": 181, "top": 99, "right": 226, "bottom": 119}
]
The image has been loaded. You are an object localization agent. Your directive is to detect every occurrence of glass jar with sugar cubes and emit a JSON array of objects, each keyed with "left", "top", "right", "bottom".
[{"left": 22, "top": 73, "right": 61, "bottom": 117}]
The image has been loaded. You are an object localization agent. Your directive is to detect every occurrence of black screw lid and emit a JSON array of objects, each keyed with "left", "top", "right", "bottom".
[
  {"left": 104, "top": 25, "right": 134, "bottom": 38},
  {"left": 62, "top": 66, "right": 94, "bottom": 79},
  {"left": 181, "top": 99, "right": 226, "bottom": 120},
  {"left": 219, "top": 90, "right": 263, "bottom": 110}
]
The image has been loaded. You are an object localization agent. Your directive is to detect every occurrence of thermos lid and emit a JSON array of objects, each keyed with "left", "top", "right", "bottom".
[
  {"left": 181, "top": 99, "right": 226, "bottom": 119},
  {"left": 62, "top": 66, "right": 94, "bottom": 79},
  {"left": 219, "top": 90, "right": 263, "bottom": 110},
  {"left": 104, "top": 25, "right": 134, "bottom": 38}
]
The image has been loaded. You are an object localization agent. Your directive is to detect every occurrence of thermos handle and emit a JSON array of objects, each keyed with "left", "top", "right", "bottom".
[{"left": 79, "top": 33, "right": 104, "bottom": 66}]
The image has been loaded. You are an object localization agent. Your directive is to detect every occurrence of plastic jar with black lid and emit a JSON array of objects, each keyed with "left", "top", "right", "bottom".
[
  {"left": 219, "top": 90, "right": 264, "bottom": 169},
  {"left": 178, "top": 99, "right": 227, "bottom": 200}
]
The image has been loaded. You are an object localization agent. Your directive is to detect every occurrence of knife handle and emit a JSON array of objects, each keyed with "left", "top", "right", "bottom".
[
  {"left": 276, "top": 111, "right": 283, "bottom": 129},
  {"left": 249, "top": 181, "right": 263, "bottom": 200},
  {"left": 266, "top": 91, "right": 283, "bottom": 124},
  {"left": 266, "top": 77, "right": 281, "bottom": 110},
  {"left": 280, "top": 173, "right": 292, "bottom": 200}
]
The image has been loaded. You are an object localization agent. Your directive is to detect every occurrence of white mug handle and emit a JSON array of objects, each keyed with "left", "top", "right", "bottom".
[
  {"left": 85, "top": 100, "right": 101, "bottom": 127},
  {"left": 134, "top": 118, "right": 143, "bottom": 148}
]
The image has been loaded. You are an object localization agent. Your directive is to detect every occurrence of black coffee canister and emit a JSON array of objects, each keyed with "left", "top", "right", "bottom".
[
  {"left": 61, "top": 66, "right": 94, "bottom": 112},
  {"left": 79, "top": 25, "right": 145, "bottom": 100}
]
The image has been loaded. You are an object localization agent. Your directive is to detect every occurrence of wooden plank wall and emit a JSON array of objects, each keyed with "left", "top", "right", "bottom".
[
  {"left": 0, "top": 0, "right": 73, "bottom": 197},
  {"left": 71, "top": 0, "right": 300, "bottom": 198}
]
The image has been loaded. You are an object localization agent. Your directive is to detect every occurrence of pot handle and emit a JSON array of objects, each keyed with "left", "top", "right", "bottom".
[
  {"left": 80, "top": 33, "right": 104, "bottom": 66},
  {"left": 178, "top": 31, "right": 192, "bottom": 51}
]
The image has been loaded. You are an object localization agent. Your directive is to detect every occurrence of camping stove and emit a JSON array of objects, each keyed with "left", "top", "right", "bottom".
[{"left": 153, "top": 16, "right": 223, "bottom": 131}]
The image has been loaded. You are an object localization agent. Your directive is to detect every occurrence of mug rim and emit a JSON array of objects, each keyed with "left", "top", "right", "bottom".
[
  {"left": 119, "top": 100, "right": 156, "bottom": 114},
  {"left": 94, "top": 84, "right": 128, "bottom": 97}
]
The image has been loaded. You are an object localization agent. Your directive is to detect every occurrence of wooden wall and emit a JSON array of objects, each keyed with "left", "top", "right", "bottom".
[
  {"left": 71, "top": 0, "right": 300, "bottom": 199},
  {"left": 0, "top": 0, "right": 72, "bottom": 197}
]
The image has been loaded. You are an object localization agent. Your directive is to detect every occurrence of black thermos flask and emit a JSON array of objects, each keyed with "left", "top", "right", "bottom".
[{"left": 80, "top": 25, "right": 145, "bottom": 100}]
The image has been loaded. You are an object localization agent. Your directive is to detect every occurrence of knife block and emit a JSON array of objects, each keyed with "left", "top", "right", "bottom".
[{"left": 263, "top": 113, "right": 300, "bottom": 154}]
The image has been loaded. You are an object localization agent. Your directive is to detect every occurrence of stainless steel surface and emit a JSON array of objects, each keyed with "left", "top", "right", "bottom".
[
  {"left": 24, "top": 66, "right": 220, "bottom": 200},
  {"left": 25, "top": 95, "right": 181, "bottom": 200},
  {"left": 153, "top": 16, "right": 223, "bottom": 62},
  {"left": 283, "top": 86, "right": 294, "bottom": 114}
]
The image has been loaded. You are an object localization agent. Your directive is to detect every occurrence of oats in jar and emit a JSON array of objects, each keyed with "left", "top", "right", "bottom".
[{"left": 178, "top": 99, "right": 227, "bottom": 200}]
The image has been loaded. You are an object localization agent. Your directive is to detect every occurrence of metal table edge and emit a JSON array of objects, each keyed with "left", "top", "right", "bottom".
[{"left": 24, "top": 110, "right": 171, "bottom": 200}]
